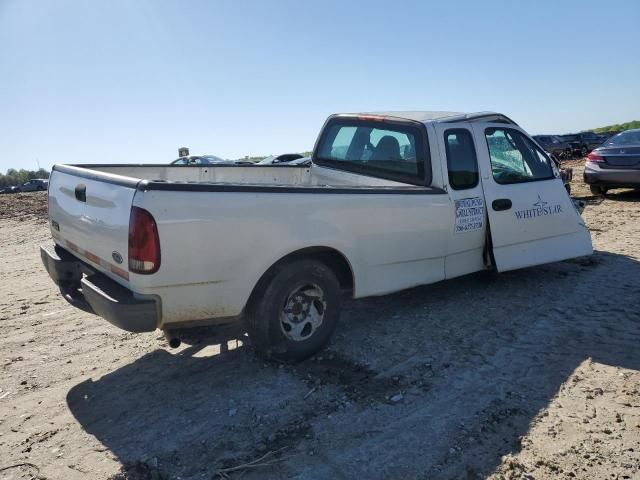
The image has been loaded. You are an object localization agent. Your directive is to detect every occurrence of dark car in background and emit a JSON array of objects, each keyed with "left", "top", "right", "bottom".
[
  {"left": 22, "top": 179, "right": 49, "bottom": 191},
  {"left": 597, "top": 131, "right": 621, "bottom": 142},
  {"left": 560, "top": 132, "right": 603, "bottom": 157},
  {"left": 533, "top": 135, "right": 573, "bottom": 159},
  {"left": 583, "top": 129, "right": 640, "bottom": 195},
  {"left": 3, "top": 179, "right": 49, "bottom": 193}
]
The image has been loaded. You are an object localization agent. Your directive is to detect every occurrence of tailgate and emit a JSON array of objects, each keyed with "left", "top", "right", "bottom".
[{"left": 48, "top": 166, "right": 139, "bottom": 286}]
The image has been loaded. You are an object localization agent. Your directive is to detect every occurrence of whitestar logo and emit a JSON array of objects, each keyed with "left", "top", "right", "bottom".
[
  {"left": 514, "top": 195, "right": 562, "bottom": 220},
  {"left": 532, "top": 195, "right": 548, "bottom": 209}
]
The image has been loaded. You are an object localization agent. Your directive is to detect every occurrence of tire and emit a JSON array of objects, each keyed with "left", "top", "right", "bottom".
[
  {"left": 589, "top": 185, "right": 607, "bottom": 196},
  {"left": 245, "top": 259, "right": 341, "bottom": 362},
  {"left": 581, "top": 146, "right": 588, "bottom": 158}
]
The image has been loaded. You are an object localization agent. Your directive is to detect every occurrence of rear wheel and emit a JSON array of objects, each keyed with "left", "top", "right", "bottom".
[{"left": 245, "top": 259, "right": 341, "bottom": 362}]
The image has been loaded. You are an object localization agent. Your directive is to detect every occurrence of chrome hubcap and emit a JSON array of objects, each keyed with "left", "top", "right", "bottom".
[{"left": 280, "top": 284, "right": 326, "bottom": 342}]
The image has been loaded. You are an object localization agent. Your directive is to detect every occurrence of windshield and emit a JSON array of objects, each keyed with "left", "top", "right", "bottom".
[
  {"left": 605, "top": 130, "right": 640, "bottom": 146},
  {"left": 485, "top": 127, "right": 554, "bottom": 184}
]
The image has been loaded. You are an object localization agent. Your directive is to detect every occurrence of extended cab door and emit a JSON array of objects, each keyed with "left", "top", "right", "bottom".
[
  {"left": 433, "top": 123, "right": 488, "bottom": 279},
  {"left": 471, "top": 123, "right": 592, "bottom": 272}
]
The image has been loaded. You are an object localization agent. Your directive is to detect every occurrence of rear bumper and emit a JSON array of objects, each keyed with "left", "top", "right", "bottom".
[
  {"left": 41, "top": 244, "right": 159, "bottom": 332},
  {"left": 583, "top": 162, "right": 640, "bottom": 188}
]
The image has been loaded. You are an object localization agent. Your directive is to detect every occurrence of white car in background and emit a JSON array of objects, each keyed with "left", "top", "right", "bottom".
[
  {"left": 257, "top": 153, "right": 305, "bottom": 165},
  {"left": 287, "top": 156, "right": 311, "bottom": 165},
  {"left": 171, "top": 154, "right": 229, "bottom": 165},
  {"left": 172, "top": 155, "right": 256, "bottom": 166}
]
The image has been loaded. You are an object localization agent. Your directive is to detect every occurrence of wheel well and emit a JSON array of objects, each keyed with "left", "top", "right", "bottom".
[{"left": 248, "top": 247, "right": 354, "bottom": 307}]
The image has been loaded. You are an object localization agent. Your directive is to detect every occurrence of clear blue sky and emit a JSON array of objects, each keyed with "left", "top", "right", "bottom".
[{"left": 1, "top": 0, "right": 639, "bottom": 172}]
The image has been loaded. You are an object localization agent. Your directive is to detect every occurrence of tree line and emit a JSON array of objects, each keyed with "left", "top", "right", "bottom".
[
  {"left": 0, "top": 168, "right": 50, "bottom": 188},
  {"left": 593, "top": 120, "right": 640, "bottom": 134}
]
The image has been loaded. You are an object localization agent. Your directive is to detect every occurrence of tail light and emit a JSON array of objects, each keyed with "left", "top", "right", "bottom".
[
  {"left": 128, "top": 207, "right": 161, "bottom": 274},
  {"left": 586, "top": 151, "right": 605, "bottom": 162}
]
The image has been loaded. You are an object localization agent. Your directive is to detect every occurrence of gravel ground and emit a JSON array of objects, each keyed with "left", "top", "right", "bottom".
[
  {"left": 0, "top": 170, "right": 639, "bottom": 480},
  {"left": 0, "top": 192, "right": 48, "bottom": 221}
]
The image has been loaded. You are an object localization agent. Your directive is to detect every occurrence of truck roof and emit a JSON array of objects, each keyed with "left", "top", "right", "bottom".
[{"left": 361, "top": 111, "right": 518, "bottom": 125}]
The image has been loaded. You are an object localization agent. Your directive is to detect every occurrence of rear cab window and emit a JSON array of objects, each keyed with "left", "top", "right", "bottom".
[
  {"left": 485, "top": 128, "right": 555, "bottom": 184},
  {"left": 314, "top": 116, "right": 431, "bottom": 185}
]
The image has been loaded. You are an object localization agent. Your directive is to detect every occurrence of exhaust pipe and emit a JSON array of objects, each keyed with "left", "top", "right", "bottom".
[{"left": 163, "top": 330, "right": 181, "bottom": 349}]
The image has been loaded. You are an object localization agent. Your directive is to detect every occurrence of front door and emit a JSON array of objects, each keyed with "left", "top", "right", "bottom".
[{"left": 471, "top": 123, "right": 592, "bottom": 272}]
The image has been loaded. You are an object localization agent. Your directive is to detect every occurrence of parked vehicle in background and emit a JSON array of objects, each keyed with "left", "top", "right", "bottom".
[
  {"left": 597, "top": 131, "right": 621, "bottom": 142},
  {"left": 533, "top": 135, "right": 573, "bottom": 159},
  {"left": 553, "top": 157, "right": 573, "bottom": 195},
  {"left": 265, "top": 156, "right": 311, "bottom": 166},
  {"left": 41, "top": 110, "right": 592, "bottom": 362},
  {"left": 171, "top": 154, "right": 256, "bottom": 166},
  {"left": 257, "top": 153, "right": 305, "bottom": 165},
  {"left": 171, "top": 154, "right": 228, "bottom": 165},
  {"left": 584, "top": 129, "right": 640, "bottom": 195},
  {"left": 287, "top": 156, "right": 312, "bottom": 165},
  {"left": 560, "top": 132, "right": 603, "bottom": 157},
  {"left": 7, "top": 179, "right": 49, "bottom": 193}
]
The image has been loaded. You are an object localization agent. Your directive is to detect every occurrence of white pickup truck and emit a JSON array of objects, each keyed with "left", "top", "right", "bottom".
[{"left": 41, "top": 111, "right": 592, "bottom": 361}]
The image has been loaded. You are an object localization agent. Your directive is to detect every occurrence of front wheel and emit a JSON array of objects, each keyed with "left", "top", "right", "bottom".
[{"left": 245, "top": 259, "right": 341, "bottom": 362}]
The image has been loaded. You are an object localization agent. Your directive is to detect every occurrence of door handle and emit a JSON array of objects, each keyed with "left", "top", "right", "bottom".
[
  {"left": 492, "top": 198, "right": 512, "bottom": 211},
  {"left": 75, "top": 184, "right": 86, "bottom": 202}
]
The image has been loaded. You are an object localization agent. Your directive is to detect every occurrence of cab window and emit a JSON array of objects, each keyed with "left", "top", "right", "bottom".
[
  {"left": 315, "top": 118, "right": 430, "bottom": 185},
  {"left": 485, "top": 128, "right": 554, "bottom": 184},
  {"left": 444, "top": 129, "right": 478, "bottom": 190}
]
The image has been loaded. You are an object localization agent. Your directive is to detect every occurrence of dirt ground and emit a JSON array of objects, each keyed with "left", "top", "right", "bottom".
[{"left": 1, "top": 164, "right": 639, "bottom": 480}]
